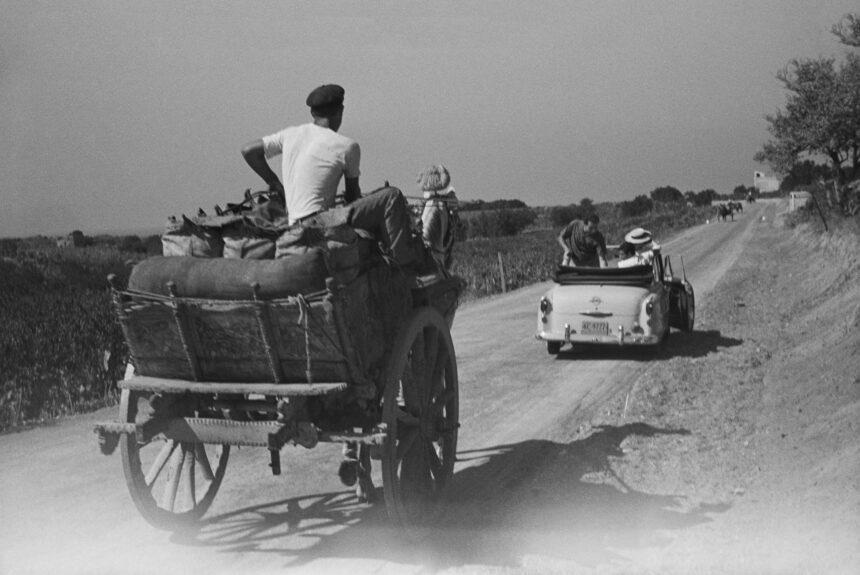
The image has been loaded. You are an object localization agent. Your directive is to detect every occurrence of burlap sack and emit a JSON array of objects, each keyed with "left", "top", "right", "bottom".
[
  {"left": 275, "top": 206, "right": 361, "bottom": 285},
  {"left": 128, "top": 253, "right": 330, "bottom": 300},
  {"left": 161, "top": 215, "right": 224, "bottom": 258},
  {"left": 222, "top": 218, "right": 277, "bottom": 260}
]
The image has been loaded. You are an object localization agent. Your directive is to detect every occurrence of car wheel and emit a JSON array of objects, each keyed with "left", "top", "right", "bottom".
[
  {"left": 684, "top": 291, "right": 695, "bottom": 332},
  {"left": 547, "top": 341, "right": 561, "bottom": 355}
]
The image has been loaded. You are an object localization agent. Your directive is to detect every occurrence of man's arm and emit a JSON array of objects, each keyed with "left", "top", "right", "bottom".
[
  {"left": 344, "top": 177, "right": 361, "bottom": 204},
  {"left": 596, "top": 233, "right": 609, "bottom": 268},
  {"left": 342, "top": 140, "right": 361, "bottom": 204},
  {"left": 557, "top": 225, "right": 571, "bottom": 253},
  {"left": 241, "top": 139, "right": 284, "bottom": 199}
]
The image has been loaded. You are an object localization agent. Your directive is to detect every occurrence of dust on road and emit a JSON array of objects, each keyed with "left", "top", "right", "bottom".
[{"left": 2, "top": 201, "right": 857, "bottom": 574}]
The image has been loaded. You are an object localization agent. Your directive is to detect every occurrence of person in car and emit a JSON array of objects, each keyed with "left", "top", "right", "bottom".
[{"left": 617, "top": 227, "right": 660, "bottom": 268}]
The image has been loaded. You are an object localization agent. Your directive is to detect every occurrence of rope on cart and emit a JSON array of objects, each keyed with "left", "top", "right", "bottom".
[{"left": 295, "top": 294, "right": 313, "bottom": 384}]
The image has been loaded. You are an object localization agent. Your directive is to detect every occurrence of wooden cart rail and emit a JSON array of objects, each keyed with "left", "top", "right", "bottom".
[
  {"left": 119, "top": 375, "right": 348, "bottom": 396},
  {"left": 95, "top": 417, "right": 386, "bottom": 449}
]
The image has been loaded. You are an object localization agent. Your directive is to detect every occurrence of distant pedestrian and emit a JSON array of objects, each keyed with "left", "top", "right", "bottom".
[{"left": 557, "top": 214, "right": 607, "bottom": 268}]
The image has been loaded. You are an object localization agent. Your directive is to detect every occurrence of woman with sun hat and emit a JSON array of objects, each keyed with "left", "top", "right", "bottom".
[{"left": 617, "top": 227, "right": 660, "bottom": 268}]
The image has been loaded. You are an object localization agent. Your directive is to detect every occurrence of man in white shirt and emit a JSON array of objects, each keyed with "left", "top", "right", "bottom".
[
  {"left": 242, "top": 84, "right": 429, "bottom": 270},
  {"left": 242, "top": 84, "right": 360, "bottom": 222}
]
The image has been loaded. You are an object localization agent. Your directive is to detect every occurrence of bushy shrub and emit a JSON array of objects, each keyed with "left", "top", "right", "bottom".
[
  {"left": 458, "top": 208, "right": 537, "bottom": 239},
  {"left": 619, "top": 195, "right": 654, "bottom": 218},
  {"left": 0, "top": 245, "right": 135, "bottom": 430},
  {"left": 549, "top": 205, "right": 584, "bottom": 227}
]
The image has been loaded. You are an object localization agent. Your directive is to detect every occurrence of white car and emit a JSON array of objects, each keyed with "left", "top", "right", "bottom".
[{"left": 536, "top": 249, "right": 694, "bottom": 354}]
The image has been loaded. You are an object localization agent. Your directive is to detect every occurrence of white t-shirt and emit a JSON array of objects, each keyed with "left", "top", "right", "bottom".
[{"left": 262, "top": 123, "right": 360, "bottom": 224}]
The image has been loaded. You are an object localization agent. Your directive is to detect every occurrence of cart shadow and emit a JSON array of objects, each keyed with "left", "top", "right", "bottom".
[
  {"left": 172, "top": 422, "right": 730, "bottom": 571},
  {"left": 553, "top": 329, "right": 742, "bottom": 362}
]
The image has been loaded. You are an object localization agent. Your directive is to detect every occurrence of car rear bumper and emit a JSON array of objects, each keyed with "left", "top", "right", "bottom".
[{"left": 536, "top": 329, "right": 661, "bottom": 346}]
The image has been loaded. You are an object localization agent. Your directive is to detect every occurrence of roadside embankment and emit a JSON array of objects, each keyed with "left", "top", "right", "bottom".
[{"left": 588, "top": 204, "right": 860, "bottom": 573}]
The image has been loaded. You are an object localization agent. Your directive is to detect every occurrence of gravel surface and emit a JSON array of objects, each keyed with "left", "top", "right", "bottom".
[
  {"left": 2, "top": 201, "right": 857, "bottom": 575},
  {"left": 568, "top": 205, "right": 860, "bottom": 574}
]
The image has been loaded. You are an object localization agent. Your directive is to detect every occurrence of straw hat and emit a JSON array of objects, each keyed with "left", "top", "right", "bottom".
[
  {"left": 624, "top": 227, "right": 652, "bottom": 245},
  {"left": 417, "top": 165, "right": 451, "bottom": 192}
]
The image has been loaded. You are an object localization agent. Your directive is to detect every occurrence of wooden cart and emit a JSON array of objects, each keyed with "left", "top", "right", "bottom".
[{"left": 95, "top": 256, "right": 462, "bottom": 530}]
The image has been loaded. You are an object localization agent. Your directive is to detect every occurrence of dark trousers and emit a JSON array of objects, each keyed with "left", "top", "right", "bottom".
[{"left": 348, "top": 187, "right": 424, "bottom": 267}]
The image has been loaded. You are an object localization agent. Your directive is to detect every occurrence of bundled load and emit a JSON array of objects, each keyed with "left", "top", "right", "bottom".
[{"left": 154, "top": 190, "right": 368, "bottom": 297}]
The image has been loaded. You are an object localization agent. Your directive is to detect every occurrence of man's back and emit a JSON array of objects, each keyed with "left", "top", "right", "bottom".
[{"left": 263, "top": 123, "right": 360, "bottom": 223}]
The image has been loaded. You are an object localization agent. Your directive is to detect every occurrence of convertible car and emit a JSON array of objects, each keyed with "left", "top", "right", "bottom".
[{"left": 536, "top": 249, "right": 694, "bottom": 355}]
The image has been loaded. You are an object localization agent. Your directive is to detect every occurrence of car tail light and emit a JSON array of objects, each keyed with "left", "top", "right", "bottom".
[{"left": 540, "top": 297, "right": 551, "bottom": 314}]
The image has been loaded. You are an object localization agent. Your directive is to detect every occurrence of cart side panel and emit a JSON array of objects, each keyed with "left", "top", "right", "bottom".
[
  {"left": 123, "top": 300, "right": 193, "bottom": 379},
  {"left": 116, "top": 260, "right": 417, "bottom": 387},
  {"left": 120, "top": 296, "right": 354, "bottom": 383},
  {"left": 269, "top": 297, "right": 353, "bottom": 383}
]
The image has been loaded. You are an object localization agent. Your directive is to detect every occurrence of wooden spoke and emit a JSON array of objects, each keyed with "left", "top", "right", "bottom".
[
  {"left": 396, "top": 427, "right": 420, "bottom": 462},
  {"left": 180, "top": 443, "right": 196, "bottom": 510},
  {"left": 409, "top": 332, "right": 428, "bottom": 404},
  {"left": 194, "top": 443, "right": 214, "bottom": 482},
  {"left": 426, "top": 441, "right": 443, "bottom": 480},
  {"left": 427, "top": 346, "right": 450, "bottom": 406},
  {"left": 401, "top": 437, "right": 430, "bottom": 494},
  {"left": 423, "top": 328, "right": 440, "bottom": 404},
  {"left": 161, "top": 444, "right": 185, "bottom": 512},
  {"left": 399, "top": 367, "right": 420, "bottom": 412},
  {"left": 432, "top": 388, "right": 456, "bottom": 415},
  {"left": 411, "top": 330, "right": 427, "bottom": 378},
  {"left": 145, "top": 440, "right": 178, "bottom": 488},
  {"left": 394, "top": 406, "right": 420, "bottom": 428}
]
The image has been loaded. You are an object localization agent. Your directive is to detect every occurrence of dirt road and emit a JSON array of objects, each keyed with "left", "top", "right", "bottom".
[{"left": 7, "top": 201, "right": 852, "bottom": 575}]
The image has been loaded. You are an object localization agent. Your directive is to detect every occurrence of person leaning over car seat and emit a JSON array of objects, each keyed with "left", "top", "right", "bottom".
[
  {"left": 557, "top": 214, "right": 608, "bottom": 268},
  {"left": 617, "top": 227, "right": 660, "bottom": 268}
]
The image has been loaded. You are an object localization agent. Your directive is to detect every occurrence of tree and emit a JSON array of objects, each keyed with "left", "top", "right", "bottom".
[
  {"left": 832, "top": 13, "right": 860, "bottom": 47},
  {"left": 694, "top": 189, "right": 718, "bottom": 206},
  {"left": 619, "top": 194, "right": 653, "bottom": 218},
  {"left": 549, "top": 205, "right": 583, "bottom": 227},
  {"left": 579, "top": 197, "right": 594, "bottom": 213},
  {"left": 684, "top": 191, "right": 697, "bottom": 205},
  {"left": 755, "top": 37, "right": 860, "bottom": 182},
  {"left": 649, "top": 186, "right": 683, "bottom": 204},
  {"left": 778, "top": 160, "right": 832, "bottom": 191}
]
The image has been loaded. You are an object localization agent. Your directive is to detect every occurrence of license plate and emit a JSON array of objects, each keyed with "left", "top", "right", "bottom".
[{"left": 581, "top": 321, "right": 609, "bottom": 335}]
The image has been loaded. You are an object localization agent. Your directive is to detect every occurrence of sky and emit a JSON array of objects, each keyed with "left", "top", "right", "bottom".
[{"left": 1, "top": 0, "right": 856, "bottom": 237}]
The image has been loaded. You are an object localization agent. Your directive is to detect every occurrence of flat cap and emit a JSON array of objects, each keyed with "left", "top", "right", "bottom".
[{"left": 306, "top": 84, "right": 345, "bottom": 108}]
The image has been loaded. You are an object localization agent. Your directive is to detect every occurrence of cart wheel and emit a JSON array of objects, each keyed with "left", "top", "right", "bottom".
[
  {"left": 547, "top": 341, "right": 561, "bottom": 355},
  {"left": 382, "top": 307, "right": 459, "bottom": 527},
  {"left": 119, "top": 389, "right": 229, "bottom": 529}
]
